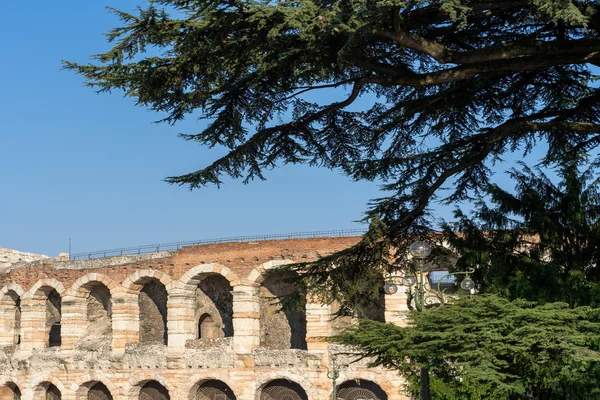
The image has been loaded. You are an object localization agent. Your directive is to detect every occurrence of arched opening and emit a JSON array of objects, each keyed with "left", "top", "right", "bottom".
[
  {"left": 87, "top": 382, "right": 113, "bottom": 400},
  {"left": 0, "top": 383, "right": 21, "bottom": 400},
  {"left": 195, "top": 275, "right": 233, "bottom": 339},
  {"left": 139, "top": 381, "right": 169, "bottom": 400},
  {"left": 139, "top": 279, "right": 168, "bottom": 345},
  {"left": 45, "top": 384, "right": 61, "bottom": 400},
  {"left": 260, "top": 380, "right": 307, "bottom": 400},
  {"left": 260, "top": 272, "right": 307, "bottom": 349},
  {"left": 0, "top": 290, "right": 21, "bottom": 346},
  {"left": 77, "top": 283, "right": 112, "bottom": 351},
  {"left": 46, "top": 289, "right": 62, "bottom": 348},
  {"left": 193, "top": 380, "right": 236, "bottom": 400},
  {"left": 198, "top": 314, "right": 218, "bottom": 339},
  {"left": 336, "top": 380, "right": 387, "bottom": 400}
]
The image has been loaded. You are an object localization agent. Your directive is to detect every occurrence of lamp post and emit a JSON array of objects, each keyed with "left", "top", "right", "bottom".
[
  {"left": 325, "top": 355, "right": 340, "bottom": 400},
  {"left": 382, "top": 241, "right": 476, "bottom": 400},
  {"left": 383, "top": 241, "right": 475, "bottom": 308}
]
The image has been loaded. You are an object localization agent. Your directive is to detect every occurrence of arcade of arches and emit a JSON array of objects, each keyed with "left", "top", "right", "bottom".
[{"left": 0, "top": 238, "right": 409, "bottom": 399}]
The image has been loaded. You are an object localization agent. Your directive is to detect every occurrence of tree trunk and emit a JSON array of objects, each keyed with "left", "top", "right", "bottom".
[{"left": 420, "top": 367, "right": 431, "bottom": 400}]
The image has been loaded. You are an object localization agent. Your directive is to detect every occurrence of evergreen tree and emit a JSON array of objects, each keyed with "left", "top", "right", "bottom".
[
  {"left": 65, "top": 0, "right": 600, "bottom": 310},
  {"left": 445, "top": 160, "right": 600, "bottom": 307},
  {"left": 335, "top": 295, "right": 600, "bottom": 399}
]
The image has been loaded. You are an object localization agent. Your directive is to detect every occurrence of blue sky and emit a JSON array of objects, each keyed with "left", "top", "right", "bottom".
[
  {"left": 1, "top": 0, "right": 387, "bottom": 256},
  {"left": 1, "top": 1, "right": 544, "bottom": 256}
]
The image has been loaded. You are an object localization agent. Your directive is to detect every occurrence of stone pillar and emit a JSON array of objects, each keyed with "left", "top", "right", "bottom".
[
  {"left": 305, "top": 295, "right": 332, "bottom": 351},
  {"left": 384, "top": 276, "right": 410, "bottom": 326},
  {"left": 0, "top": 305, "right": 17, "bottom": 346},
  {"left": 232, "top": 283, "right": 260, "bottom": 354},
  {"left": 111, "top": 291, "right": 139, "bottom": 354},
  {"left": 60, "top": 295, "right": 87, "bottom": 350},
  {"left": 167, "top": 288, "right": 197, "bottom": 354},
  {"left": 20, "top": 297, "right": 46, "bottom": 353}
]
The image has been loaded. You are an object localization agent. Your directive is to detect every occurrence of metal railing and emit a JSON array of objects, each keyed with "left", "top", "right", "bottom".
[{"left": 70, "top": 229, "right": 366, "bottom": 260}]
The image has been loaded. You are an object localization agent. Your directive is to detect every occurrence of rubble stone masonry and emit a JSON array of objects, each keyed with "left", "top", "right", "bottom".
[{"left": 0, "top": 238, "right": 410, "bottom": 400}]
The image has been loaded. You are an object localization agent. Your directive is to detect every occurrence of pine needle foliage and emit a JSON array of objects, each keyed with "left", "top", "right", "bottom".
[
  {"left": 445, "top": 159, "right": 600, "bottom": 307},
  {"left": 335, "top": 295, "right": 600, "bottom": 399},
  {"left": 64, "top": 0, "right": 600, "bottom": 311}
]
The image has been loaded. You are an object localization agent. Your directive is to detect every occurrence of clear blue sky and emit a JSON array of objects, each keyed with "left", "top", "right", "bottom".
[
  {"left": 1, "top": 0, "right": 388, "bottom": 256},
  {"left": 1, "top": 1, "right": 537, "bottom": 256}
]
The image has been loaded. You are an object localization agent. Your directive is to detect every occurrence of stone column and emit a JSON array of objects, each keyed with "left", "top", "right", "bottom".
[
  {"left": 20, "top": 297, "right": 46, "bottom": 353},
  {"left": 384, "top": 276, "right": 410, "bottom": 326},
  {"left": 232, "top": 283, "right": 260, "bottom": 354},
  {"left": 111, "top": 291, "right": 139, "bottom": 354},
  {"left": 167, "top": 288, "right": 197, "bottom": 354},
  {"left": 0, "top": 305, "right": 17, "bottom": 346},
  {"left": 60, "top": 295, "right": 87, "bottom": 350},
  {"left": 305, "top": 295, "right": 332, "bottom": 351}
]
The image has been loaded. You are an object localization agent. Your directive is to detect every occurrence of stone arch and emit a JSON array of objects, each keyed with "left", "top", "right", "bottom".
[
  {"left": 71, "top": 373, "right": 118, "bottom": 400},
  {"left": 125, "top": 373, "right": 177, "bottom": 400},
  {"left": 246, "top": 260, "right": 294, "bottom": 285},
  {"left": 121, "top": 270, "right": 173, "bottom": 346},
  {"left": 336, "top": 372, "right": 400, "bottom": 399},
  {"left": 0, "top": 375, "right": 22, "bottom": 400},
  {"left": 188, "top": 378, "right": 237, "bottom": 400},
  {"left": 25, "top": 279, "right": 65, "bottom": 348},
  {"left": 173, "top": 264, "right": 239, "bottom": 344},
  {"left": 29, "top": 375, "right": 66, "bottom": 400},
  {"left": 70, "top": 274, "right": 119, "bottom": 297},
  {"left": 336, "top": 379, "right": 388, "bottom": 400},
  {"left": 0, "top": 284, "right": 25, "bottom": 347},
  {"left": 186, "top": 375, "right": 241, "bottom": 400},
  {"left": 253, "top": 373, "right": 312, "bottom": 400},
  {"left": 65, "top": 274, "right": 117, "bottom": 351},
  {"left": 27, "top": 279, "right": 66, "bottom": 298},
  {"left": 180, "top": 264, "right": 241, "bottom": 288},
  {"left": 0, "top": 383, "right": 20, "bottom": 400},
  {"left": 122, "top": 270, "right": 173, "bottom": 293},
  {"left": 257, "top": 379, "right": 308, "bottom": 400},
  {"left": 250, "top": 261, "right": 307, "bottom": 350},
  {"left": 0, "top": 284, "right": 25, "bottom": 300}
]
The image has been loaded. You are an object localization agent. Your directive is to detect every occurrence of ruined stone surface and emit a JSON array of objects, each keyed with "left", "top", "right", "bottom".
[
  {"left": 0, "top": 237, "right": 410, "bottom": 400},
  {"left": 0, "top": 249, "right": 48, "bottom": 272}
]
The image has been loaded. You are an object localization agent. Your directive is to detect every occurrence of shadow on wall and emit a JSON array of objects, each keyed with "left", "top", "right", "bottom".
[
  {"left": 46, "top": 289, "right": 61, "bottom": 348},
  {"left": 260, "top": 272, "right": 307, "bottom": 350},
  {"left": 195, "top": 275, "right": 233, "bottom": 339},
  {"left": 77, "top": 283, "right": 112, "bottom": 351},
  {"left": 139, "top": 279, "right": 168, "bottom": 345}
]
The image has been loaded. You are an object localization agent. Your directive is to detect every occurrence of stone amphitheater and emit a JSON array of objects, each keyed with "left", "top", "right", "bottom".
[{"left": 0, "top": 238, "right": 409, "bottom": 400}]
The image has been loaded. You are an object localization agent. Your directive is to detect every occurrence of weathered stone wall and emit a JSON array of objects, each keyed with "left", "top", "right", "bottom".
[
  {"left": 0, "top": 249, "right": 47, "bottom": 272},
  {"left": 0, "top": 238, "right": 411, "bottom": 400}
]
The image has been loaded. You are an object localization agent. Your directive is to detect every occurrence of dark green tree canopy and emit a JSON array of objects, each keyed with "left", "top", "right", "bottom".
[
  {"left": 65, "top": 0, "right": 600, "bottom": 310},
  {"left": 445, "top": 160, "right": 600, "bottom": 306},
  {"left": 336, "top": 295, "right": 600, "bottom": 399}
]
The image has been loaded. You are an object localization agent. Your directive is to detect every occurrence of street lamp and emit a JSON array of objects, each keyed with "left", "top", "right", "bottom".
[
  {"left": 382, "top": 240, "right": 476, "bottom": 400},
  {"left": 325, "top": 355, "right": 341, "bottom": 400},
  {"left": 383, "top": 241, "right": 475, "bottom": 309}
]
